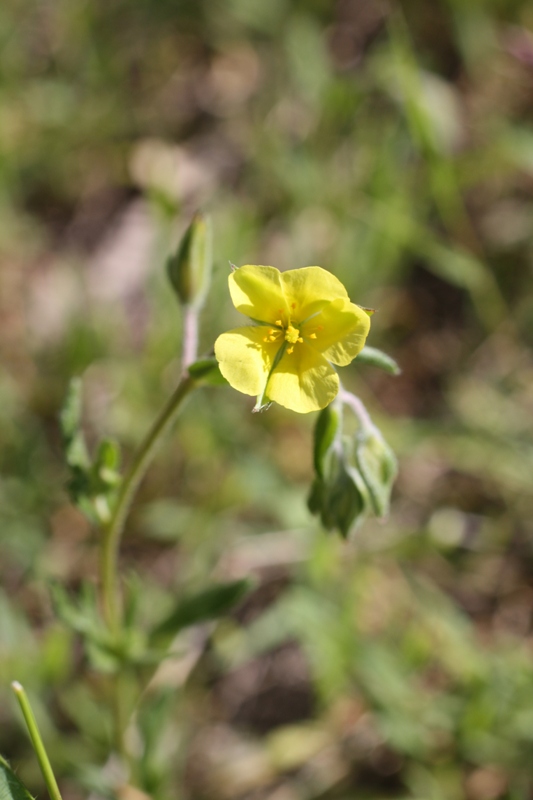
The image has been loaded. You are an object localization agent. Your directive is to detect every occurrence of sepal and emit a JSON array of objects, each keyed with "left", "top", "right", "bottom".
[
  {"left": 353, "top": 427, "right": 397, "bottom": 518},
  {"left": 308, "top": 443, "right": 370, "bottom": 538},
  {"left": 313, "top": 404, "right": 340, "bottom": 478}
]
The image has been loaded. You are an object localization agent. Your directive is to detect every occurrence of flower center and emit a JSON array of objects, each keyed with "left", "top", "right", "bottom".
[
  {"left": 285, "top": 324, "right": 301, "bottom": 344},
  {"left": 262, "top": 313, "right": 320, "bottom": 355}
]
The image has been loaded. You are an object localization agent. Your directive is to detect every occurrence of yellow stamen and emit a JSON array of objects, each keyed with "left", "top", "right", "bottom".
[
  {"left": 285, "top": 324, "right": 301, "bottom": 344},
  {"left": 287, "top": 346, "right": 294, "bottom": 354},
  {"left": 269, "top": 335, "right": 277, "bottom": 341},
  {"left": 297, "top": 337, "right": 303, "bottom": 343},
  {"left": 309, "top": 333, "right": 317, "bottom": 339},
  {"left": 275, "top": 320, "right": 282, "bottom": 326}
]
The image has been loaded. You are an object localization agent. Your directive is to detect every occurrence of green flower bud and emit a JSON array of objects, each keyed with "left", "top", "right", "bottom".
[
  {"left": 308, "top": 395, "right": 397, "bottom": 537},
  {"left": 353, "top": 428, "right": 397, "bottom": 518},
  {"left": 167, "top": 213, "right": 213, "bottom": 309},
  {"left": 309, "top": 443, "right": 370, "bottom": 538}
]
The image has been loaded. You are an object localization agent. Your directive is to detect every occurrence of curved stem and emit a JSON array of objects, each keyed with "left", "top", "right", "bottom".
[
  {"left": 339, "top": 388, "right": 376, "bottom": 435},
  {"left": 101, "top": 373, "right": 197, "bottom": 630}
]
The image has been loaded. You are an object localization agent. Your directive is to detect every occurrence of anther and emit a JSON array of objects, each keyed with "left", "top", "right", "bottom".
[
  {"left": 275, "top": 320, "right": 282, "bottom": 326},
  {"left": 298, "top": 337, "right": 303, "bottom": 343},
  {"left": 269, "top": 335, "right": 277, "bottom": 341},
  {"left": 287, "top": 346, "right": 294, "bottom": 354},
  {"left": 309, "top": 333, "right": 317, "bottom": 339}
]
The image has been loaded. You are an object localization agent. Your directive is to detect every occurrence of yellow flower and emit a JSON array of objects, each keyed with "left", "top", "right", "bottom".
[{"left": 214, "top": 265, "right": 371, "bottom": 413}]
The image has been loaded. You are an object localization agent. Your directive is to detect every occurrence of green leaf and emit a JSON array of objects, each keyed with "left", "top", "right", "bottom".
[
  {"left": 93, "top": 439, "right": 121, "bottom": 490},
  {"left": 95, "top": 438, "right": 120, "bottom": 471},
  {"left": 60, "top": 378, "right": 93, "bottom": 512},
  {"left": 0, "top": 756, "right": 35, "bottom": 800},
  {"left": 188, "top": 358, "right": 228, "bottom": 386},
  {"left": 356, "top": 346, "right": 401, "bottom": 376},
  {"left": 59, "top": 381, "right": 123, "bottom": 522},
  {"left": 50, "top": 582, "right": 96, "bottom": 637},
  {"left": 60, "top": 378, "right": 90, "bottom": 472},
  {"left": 313, "top": 405, "right": 340, "bottom": 478},
  {"left": 151, "top": 579, "right": 253, "bottom": 642},
  {"left": 50, "top": 583, "right": 150, "bottom": 672}
]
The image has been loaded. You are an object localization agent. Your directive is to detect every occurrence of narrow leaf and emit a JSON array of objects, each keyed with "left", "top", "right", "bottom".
[
  {"left": 151, "top": 579, "right": 253, "bottom": 641},
  {"left": 356, "top": 346, "right": 401, "bottom": 375}
]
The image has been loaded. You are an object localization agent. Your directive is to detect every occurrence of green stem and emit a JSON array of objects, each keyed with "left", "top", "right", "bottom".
[
  {"left": 11, "top": 682, "right": 63, "bottom": 800},
  {"left": 100, "top": 373, "right": 197, "bottom": 630}
]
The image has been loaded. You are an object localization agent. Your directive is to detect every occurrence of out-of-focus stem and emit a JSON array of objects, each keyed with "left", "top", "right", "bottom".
[{"left": 11, "top": 682, "right": 63, "bottom": 800}]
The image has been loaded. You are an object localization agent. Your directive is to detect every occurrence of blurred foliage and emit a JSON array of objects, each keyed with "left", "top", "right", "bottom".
[{"left": 3, "top": 0, "right": 533, "bottom": 798}]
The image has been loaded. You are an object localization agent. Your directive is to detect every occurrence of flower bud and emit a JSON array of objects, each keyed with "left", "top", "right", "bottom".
[
  {"left": 167, "top": 213, "right": 212, "bottom": 309},
  {"left": 308, "top": 398, "right": 397, "bottom": 538},
  {"left": 309, "top": 442, "right": 370, "bottom": 538},
  {"left": 353, "top": 428, "right": 397, "bottom": 518}
]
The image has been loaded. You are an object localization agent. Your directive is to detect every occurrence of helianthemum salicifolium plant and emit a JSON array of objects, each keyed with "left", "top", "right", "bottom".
[
  {"left": 214, "top": 264, "right": 371, "bottom": 413},
  {"left": 6, "top": 214, "right": 399, "bottom": 800},
  {"left": 214, "top": 262, "right": 399, "bottom": 536}
]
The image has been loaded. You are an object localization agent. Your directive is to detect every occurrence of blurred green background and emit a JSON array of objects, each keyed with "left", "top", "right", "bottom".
[{"left": 3, "top": 0, "right": 533, "bottom": 798}]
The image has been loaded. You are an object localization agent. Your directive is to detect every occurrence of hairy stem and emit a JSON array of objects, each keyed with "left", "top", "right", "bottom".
[
  {"left": 100, "top": 373, "right": 197, "bottom": 630},
  {"left": 181, "top": 306, "right": 199, "bottom": 369},
  {"left": 339, "top": 389, "right": 376, "bottom": 435}
]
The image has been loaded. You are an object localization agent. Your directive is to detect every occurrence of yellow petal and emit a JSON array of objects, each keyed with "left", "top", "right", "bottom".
[
  {"left": 280, "top": 266, "right": 348, "bottom": 321},
  {"left": 214, "top": 326, "right": 279, "bottom": 396},
  {"left": 229, "top": 265, "right": 288, "bottom": 322},
  {"left": 306, "top": 299, "right": 370, "bottom": 366},
  {"left": 266, "top": 343, "right": 339, "bottom": 413}
]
